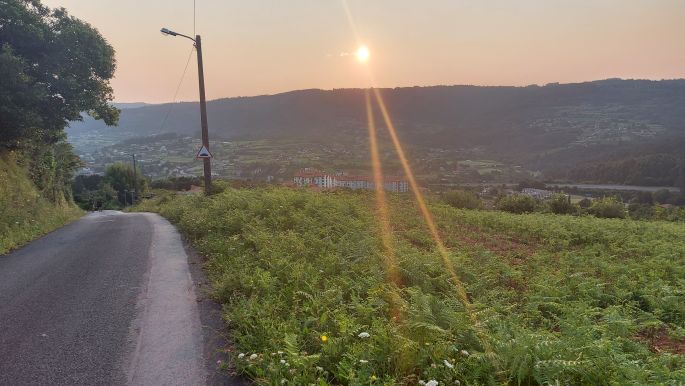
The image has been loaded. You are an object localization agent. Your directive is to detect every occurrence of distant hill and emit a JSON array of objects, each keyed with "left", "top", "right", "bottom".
[
  {"left": 67, "top": 79, "right": 685, "bottom": 185},
  {"left": 113, "top": 102, "right": 149, "bottom": 109}
]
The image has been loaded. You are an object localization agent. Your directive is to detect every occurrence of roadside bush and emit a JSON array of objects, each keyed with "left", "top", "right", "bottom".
[
  {"left": 547, "top": 194, "right": 577, "bottom": 215},
  {"left": 496, "top": 195, "right": 539, "bottom": 214},
  {"left": 588, "top": 197, "right": 626, "bottom": 219},
  {"left": 443, "top": 190, "right": 482, "bottom": 209}
]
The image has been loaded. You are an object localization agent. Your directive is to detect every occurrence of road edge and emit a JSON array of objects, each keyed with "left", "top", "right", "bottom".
[{"left": 181, "top": 228, "right": 250, "bottom": 386}]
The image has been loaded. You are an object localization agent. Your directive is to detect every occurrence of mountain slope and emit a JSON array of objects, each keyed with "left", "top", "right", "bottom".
[{"left": 68, "top": 79, "right": 685, "bottom": 175}]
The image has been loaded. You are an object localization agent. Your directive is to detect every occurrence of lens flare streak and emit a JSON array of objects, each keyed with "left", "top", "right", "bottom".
[
  {"left": 365, "top": 90, "right": 403, "bottom": 319},
  {"left": 342, "top": 0, "right": 500, "bottom": 374},
  {"left": 371, "top": 87, "right": 497, "bottom": 361},
  {"left": 365, "top": 90, "right": 401, "bottom": 285}
]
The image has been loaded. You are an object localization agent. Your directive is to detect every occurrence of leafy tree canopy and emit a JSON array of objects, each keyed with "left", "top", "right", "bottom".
[
  {"left": 104, "top": 162, "right": 147, "bottom": 205},
  {"left": 0, "top": 0, "right": 119, "bottom": 147}
]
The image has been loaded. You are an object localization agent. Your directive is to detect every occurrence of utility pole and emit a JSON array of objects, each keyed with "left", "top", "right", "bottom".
[
  {"left": 195, "top": 35, "right": 212, "bottom": 193},
  {"left": 160, "top": 28, "right": 212, "bottom": 194},
  {"left": 132, "top": 153, "right": 137, "bottom": 204}
]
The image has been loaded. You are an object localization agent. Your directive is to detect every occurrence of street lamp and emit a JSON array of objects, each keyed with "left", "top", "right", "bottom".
[{"left": 160, "top": 27, "right": 212, "bottom": 193}]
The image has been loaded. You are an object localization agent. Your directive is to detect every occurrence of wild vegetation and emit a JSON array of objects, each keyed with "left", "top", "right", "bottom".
[
  {"left": 0, "top": 0, "right": 117, "bottom": 250},
  {"left": 0, "top": 153, "right": 82, "bottom": 254},
  {"left": 136, "top": 186, "right": 685, "bottom": 385},
  {"left": 72, "top": 162, "right": 147, "bottom": 210},
  {"left": 443, "top": 186, "right": 685, "bottom": 222}
]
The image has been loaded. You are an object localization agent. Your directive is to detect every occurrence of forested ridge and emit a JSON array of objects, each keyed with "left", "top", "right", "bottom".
[{"left": 69, "top": 79, "right": 685, "bottom": 186}]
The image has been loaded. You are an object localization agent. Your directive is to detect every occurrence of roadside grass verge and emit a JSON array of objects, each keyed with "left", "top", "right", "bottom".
[
  {"left": 0, "top": 153, "right": 83, "bottom": 255},
  {"left": 135, "top": 187, "right": 685, "bottom": 385}
]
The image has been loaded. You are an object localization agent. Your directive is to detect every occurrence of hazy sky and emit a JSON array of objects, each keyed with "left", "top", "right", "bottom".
[{"left": 42, "top": 0, "right": 685, "bottom": 103}]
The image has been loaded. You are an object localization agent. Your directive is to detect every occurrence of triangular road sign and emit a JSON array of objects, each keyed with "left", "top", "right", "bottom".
[{"left": 196, "top": 145, "right": 212, "bottom": 159}]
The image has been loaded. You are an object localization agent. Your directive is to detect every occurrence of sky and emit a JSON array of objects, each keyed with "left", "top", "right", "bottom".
[{"left": 42, "top": 0, "right": 685, "bottom": 103}]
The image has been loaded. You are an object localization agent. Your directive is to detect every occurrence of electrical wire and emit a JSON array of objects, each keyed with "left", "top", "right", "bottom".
[{"left": 158, "top": 46, "right": 195, "bottom": 133}]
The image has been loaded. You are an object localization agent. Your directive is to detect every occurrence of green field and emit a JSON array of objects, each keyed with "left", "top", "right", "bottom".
[{"left": 136, "top": 186, "right": 685, "bottom": 385}]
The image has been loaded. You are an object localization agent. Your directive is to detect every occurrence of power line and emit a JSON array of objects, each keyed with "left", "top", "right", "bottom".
[{"left": 158, "top": 45, "right": 195, "bottom": 133}]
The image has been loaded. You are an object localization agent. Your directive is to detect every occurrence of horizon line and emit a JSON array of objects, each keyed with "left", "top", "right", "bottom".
[{"left": 113, "top": 77, "right": 685, "bottom": 105}]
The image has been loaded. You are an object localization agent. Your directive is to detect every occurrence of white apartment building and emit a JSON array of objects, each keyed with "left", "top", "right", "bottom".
[{"left": 293, "top": 169, "right": 409, "bottom": 192}]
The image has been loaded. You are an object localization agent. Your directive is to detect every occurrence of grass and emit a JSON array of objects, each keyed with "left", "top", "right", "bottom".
[
  {"left": 135, "top": 186, "right": 685, "bottom": 385},
  {"left": 0, "top": 152, "right": 83, "bottom": 255}
]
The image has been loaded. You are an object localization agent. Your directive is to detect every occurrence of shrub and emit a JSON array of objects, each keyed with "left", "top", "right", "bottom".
[
  {"left": 547, "top": 194, "right": 577, "bottom": 215},
  {"left": 496, "top": 195, "right": 539, "bottom": 214},
  {"left": 443, "top": 190, "right": 482, "bottom": 209},
  {"left": 588, "top": 197, "right": 626, "bottom": 219},
  {"left": 578, "top": 198, "right": 592, "bottom": 208},
  {"left": 628, "top": 203, "right": 655, "bottom": 220}
]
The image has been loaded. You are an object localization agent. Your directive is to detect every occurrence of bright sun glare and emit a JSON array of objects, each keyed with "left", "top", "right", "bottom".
[{"left": 356, "top": 45, "right": 370, "bottom": 62}]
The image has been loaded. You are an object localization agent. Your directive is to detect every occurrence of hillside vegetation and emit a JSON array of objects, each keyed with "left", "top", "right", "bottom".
[
  {"left": 0, "top": 153, "right": 82, "bottom": 254},
  {"left": 1, "top": 0, "right": 117, "bottom": 252},
  {"left": 136, "top": 187, "right": 685, "bottom": 385},
  {"left": 70, "top": 79, "right": 685, "bottom": 186}
]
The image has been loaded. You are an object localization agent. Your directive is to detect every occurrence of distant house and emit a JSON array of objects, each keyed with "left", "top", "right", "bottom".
[
  {"left": 293, "top": 168, "right": 408, "bottom": 192},
  {"left": 521, "top": 188, "right": 553, "bottom": 199},
  {"left": 293, "top": 168, "right": 335, "bottom": 189}
]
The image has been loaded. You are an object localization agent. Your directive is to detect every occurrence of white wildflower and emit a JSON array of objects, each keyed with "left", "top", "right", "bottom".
[
  {"left": 418, "top": 381, "right": 426, "bottom": 386},
  {"left": 359, "top": 359, "right": 369, "bottom": 364},
  {"left": 426, "top": 381, "right": 439, "bottom": 386},
  {"left": 249, "top": 353, "right": 258, "bottom": 360},
  {"left": 316, "top": 366, "right": 324, "bottom": 371},
  {"left": 280, "top": 359, "right": 286, "bottom": 364},
  {"left": 237, "top": 353, "right": 245, "bottom": 359},
  {"left": 358, "top": 332, "right": 370, "bottom": 339},
  {"left": 277, "top": 351, "right": 284, "bottom": 355},
  {"left": 443, "top": 359, "right": 454, "bottom": 369},
  {"left": 455, "top": 381, "right": 461, "bottom": 385},
  {"left": 280, "top": 379, "right": 286, "bottom": 385},
  {"left": 460, "top": 349, "right": 469, "bottom": 357}
]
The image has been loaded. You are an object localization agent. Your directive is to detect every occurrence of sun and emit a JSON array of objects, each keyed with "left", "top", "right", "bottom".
[{"left": 356, "top": 45, "right": 370, "bottom": 62}]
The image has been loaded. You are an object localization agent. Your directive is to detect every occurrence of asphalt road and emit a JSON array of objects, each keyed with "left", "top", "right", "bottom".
[{"left": 0, "top": 211, "right": 241, "bottom": 386}]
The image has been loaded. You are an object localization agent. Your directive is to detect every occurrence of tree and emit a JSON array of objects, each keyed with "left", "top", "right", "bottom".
[
  {"left": 548, "top": 194, "right": 577, "bottom": 215},
  {"left": 588, "top": 197, "right": 626, "bottom": 219},
  {"left": 632, "top": 191, "right": 654, "bottom": 205},
  {"left": 104, "top": 162, "right": 147, "bottom": 205},
  {"left": 578, "top": 198, "right": 592, "bottom": 209},
  {"left": 496, "top": 195, "right": 539, "bottom": 214},
  {"left": 443, "top": 190, "right": 483, "bottom": 209},
  {"left": 628, "top": 203, "right": 655, "bottom": 221},
  {"left": 653, "top": 189, "right": 673, "bottom": 204},
  {"left": 0, "top": 0, "right": 118, "bottom": 148}
]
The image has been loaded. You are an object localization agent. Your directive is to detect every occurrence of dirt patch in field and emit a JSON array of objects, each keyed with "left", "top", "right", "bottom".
[
  {"left": 636, "top": 326, "right": 685, "bottom": 355},
  {"left": 444, "top": 224, "right": 539, "bottom": 261}
]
